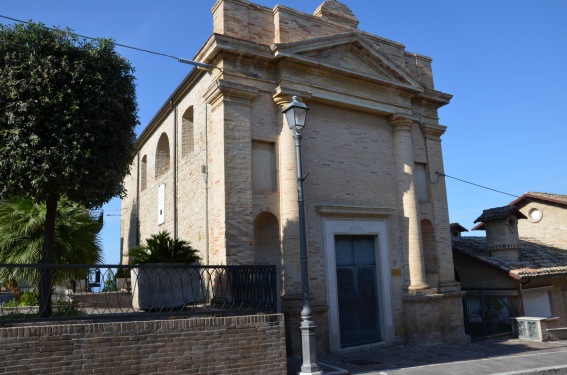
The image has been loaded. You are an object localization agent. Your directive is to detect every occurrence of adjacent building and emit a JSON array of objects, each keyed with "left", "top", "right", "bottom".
[
  {"left": 121, "top": 0, "right": 468, "bottom": 352},
  {"left": 507, "top": 192, "right": 567, "bottom": 248},
  {"left": 453, "top": 194, "right": 567, "bottom": 339}
]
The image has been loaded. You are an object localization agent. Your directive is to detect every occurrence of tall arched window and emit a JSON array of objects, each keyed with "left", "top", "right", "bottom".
[
  {"left": 155, "top": 133, "right": 170, "bottom": 178},
  {"left": 182, "top": 106, "right": 194, "bottom": 157},
  {"left": 140, "top": 155, "right": 147, "bottom": 190}
]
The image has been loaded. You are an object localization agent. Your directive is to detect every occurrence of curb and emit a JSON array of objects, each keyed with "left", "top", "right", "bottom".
[{"left": 493, "top": 365, "right": 567, "bottom": 375}]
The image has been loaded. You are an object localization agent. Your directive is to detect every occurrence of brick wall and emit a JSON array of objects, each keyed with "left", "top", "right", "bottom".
[
  {"left": 517, "top": 201, "right": 567, "bottom": 249},
  {"left": 403, "top": 292, "right": 468, "bottom": 345},
  {"left": 453, "top": 252, "right": 517, "bottom": 290},
  {"left": 0, "top": 314, "right": 287, "bottom": 374},
  {"left": 124, "top": 0, "right": 467, "bottom": 352},
  {"left": 528, "top": 277, "right": 567, "bottom": 328}
]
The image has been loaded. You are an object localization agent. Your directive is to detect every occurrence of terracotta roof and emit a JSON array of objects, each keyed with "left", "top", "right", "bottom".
[
  {"left": 508, "top": 192, "right": 567, "bottom": 207},
  {"left": 452, "top": 236, "right": 567, "bottom": 280}
]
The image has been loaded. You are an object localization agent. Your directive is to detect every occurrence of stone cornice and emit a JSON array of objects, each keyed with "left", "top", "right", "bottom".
[
  {"left": 316, "top": 204, "right": 396, "bottom": 218},
  {"left": 421, "top": 123, "right": 447, "bottom": 139},
  {"left": 271, "top": 31, "right": 423, "bottom": 93},
  {"left": 195, "top": 34, "right": 273, "bottom": 72},
  {"left": 421, "top": 88, "right": 453, "bottom": 107},
  {"left": 204, "top": 79, "right": 259, "bottom": 107}
]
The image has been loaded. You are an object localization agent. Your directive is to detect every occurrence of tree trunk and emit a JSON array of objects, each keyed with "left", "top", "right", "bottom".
[{"left": 39, "top": 194, "right": 58, "bottom": 318}]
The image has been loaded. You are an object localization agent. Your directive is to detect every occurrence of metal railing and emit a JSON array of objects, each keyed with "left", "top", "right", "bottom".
[
  {"left": 462, "top": 289, "right": 521, "bottom": 339},
  {"left": 0, "top": 264, "right": 278, "bottom": 325}
]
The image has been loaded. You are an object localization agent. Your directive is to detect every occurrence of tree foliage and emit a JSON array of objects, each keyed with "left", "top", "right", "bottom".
[
  {"left": 0, "top": 22, "right": 138, "bottom": 315},
  {"left": 0, "top": 196, "right": 104, "bottom": 284},
  {"left": 0, "top": 22, "right": 138, "bottom": 206}
]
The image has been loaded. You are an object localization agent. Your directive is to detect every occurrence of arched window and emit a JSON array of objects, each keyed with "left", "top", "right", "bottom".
[
  {"left": 253, "top": 212, "right": 280, "bottom": 266},
  {"left": 140, "top": 155, "right": 147, "bottom": 191},
  {"left": 182, "top": 106, "right": 194, "bottom": 157},
  {"left": 155, "top": 133, "right": 170, "bottom": 178}
]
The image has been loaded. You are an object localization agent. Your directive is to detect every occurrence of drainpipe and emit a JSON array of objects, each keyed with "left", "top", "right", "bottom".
[
  {"left": 204, "top": 103, "right": 210, "bottom": 266},
  {"left": 172, "top": 101, "right": 178, "bottom": 240},
  {"left": 135, "top": 152, "right": 140, "bottom": 247}
]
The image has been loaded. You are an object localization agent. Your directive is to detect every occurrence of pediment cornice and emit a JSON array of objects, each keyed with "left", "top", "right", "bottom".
[{"left": 271, "top": 32, "right": 423, "bottom": 93}]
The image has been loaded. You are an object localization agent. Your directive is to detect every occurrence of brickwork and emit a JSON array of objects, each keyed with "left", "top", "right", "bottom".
[
  {"left": 122, "top": 0, "right": 467, "bottom": 352},
  {"left": 527, "top": 277, "right": 567, "bottom": 328},
  {"left": 453, "top": 252, "right": 517, "bottom": 290},
  {"left": 517, "top": 201, "right": 567, "bottom": 248},
  {"left": 403, "top": 292, "right": 467, "bottom": 345},
  {"left": 122, "top": 73, "right": 215, "bottom": 263},
  {"left": 485, "top": 218, "right": 521, "bottom": 249},
  {"left": 212, "top": 0, "right": 274, "bottom": 46},
  {"left": 0, "top": 314, "right": 287, "bottom": 374},
  {"left": 455, "top": 251, "right": 567, "bottom": 328}
]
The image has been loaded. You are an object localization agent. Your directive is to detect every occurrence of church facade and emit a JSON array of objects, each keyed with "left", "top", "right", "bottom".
[{"left": 121, "top": 0, "right": 468, "bottom": 352}]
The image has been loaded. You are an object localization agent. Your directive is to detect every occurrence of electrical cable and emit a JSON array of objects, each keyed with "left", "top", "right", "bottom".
[
  {"left": 435, "top": 171, "right": 520, "bottom": 198},
  {"left": 0, "top": 14, "right": 218, "bottom": 70},
  {"left": 4, "top": 15, "right": 521, "bottom": 203}
]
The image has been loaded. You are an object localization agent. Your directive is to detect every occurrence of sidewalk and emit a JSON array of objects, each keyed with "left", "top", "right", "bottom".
[{"left": 288, "top": 338, "right": 567, "bottom": 375}]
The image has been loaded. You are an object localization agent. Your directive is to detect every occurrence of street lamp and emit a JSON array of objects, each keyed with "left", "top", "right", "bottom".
[{"left": 282, "top": 96, "right": 321, "bottom": 375}]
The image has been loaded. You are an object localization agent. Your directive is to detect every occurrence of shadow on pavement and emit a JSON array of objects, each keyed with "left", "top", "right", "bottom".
[{"left": 287, "top": 338, "right": 567, "bottom": 374}]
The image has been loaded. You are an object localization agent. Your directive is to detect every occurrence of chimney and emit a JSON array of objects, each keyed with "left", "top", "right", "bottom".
[
  {"left": 450, "top": 223, "right": 468, "bottom": 238},
  {"left": 473, "top": 206, "right": 527, "bottom": 262}
]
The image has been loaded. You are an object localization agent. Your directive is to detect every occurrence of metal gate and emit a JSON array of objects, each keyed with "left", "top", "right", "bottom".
[{"left": 462, "top": 290, "right": 522, "bottom": 339}]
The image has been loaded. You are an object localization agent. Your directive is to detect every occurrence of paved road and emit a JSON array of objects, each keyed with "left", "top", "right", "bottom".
[{"left": 288, "top": 338, "right": 567, "bottom": 375}]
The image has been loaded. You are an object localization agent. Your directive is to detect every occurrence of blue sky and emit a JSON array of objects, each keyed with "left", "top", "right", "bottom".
[{"left": 2, "top": 1, "right": 566, "bottom": 263}]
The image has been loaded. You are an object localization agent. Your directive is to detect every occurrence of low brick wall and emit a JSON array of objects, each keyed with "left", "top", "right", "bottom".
[{"left": 0, "top": 314, "right": 286, "bottom": 374}]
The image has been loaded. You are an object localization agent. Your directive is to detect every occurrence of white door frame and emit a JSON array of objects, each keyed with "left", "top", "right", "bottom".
[{"left": 323, "top": 218, "right": 394, "bottom": 351}]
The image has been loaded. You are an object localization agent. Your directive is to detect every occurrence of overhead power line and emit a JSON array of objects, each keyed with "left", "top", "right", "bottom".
[
  {"left": 435, "top": 171, "right": 519, "bottom": 198},
  {"left": 0, "top": 14, "right": 217, "bottom": 70},
  {"left": 0, "top": 15, "right": 524, "bottom": 203}
]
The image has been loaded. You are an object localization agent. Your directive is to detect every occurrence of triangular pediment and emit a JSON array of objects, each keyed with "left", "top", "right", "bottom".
[{"left": 272, "top": 32, "right": 422, "bottom": 91}]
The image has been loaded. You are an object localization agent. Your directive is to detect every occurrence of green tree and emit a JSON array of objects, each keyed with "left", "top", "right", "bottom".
[
  {"left": 0, "top": 197, "right": 104, "bottom": 293},
  {"left": 0, "top": 22, "right": 138, "bottom": 315}
]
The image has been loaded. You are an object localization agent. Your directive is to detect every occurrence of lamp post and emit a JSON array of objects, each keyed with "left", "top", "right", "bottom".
[{"left": 282, "top": 96, "right": 321, "bottom": 375}]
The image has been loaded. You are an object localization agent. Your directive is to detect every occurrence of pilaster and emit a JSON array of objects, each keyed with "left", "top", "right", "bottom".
[
  {"left": 422, "top": 123, "right": 461, "bottom": 292},
  {"left": 390, "top": 113, "right": 429, "bottom": 291},
  {"left": 205, "top": 79, "right": 258, "bottom": 264},
  {"left": 273, "top": 91, "right": 312, "bottom": 297}
]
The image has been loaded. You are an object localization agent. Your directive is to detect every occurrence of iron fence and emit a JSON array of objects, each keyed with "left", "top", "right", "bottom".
[
  {"left": 0, "top": 264, "right": 278, "bottom": 325},
  {"left": 462, "top": 289, "right": 522, "bottom": 339}
]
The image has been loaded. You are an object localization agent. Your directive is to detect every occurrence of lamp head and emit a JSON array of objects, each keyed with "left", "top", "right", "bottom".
[{"left": 283, "top": 96, "right": 309, "bottom": 130}]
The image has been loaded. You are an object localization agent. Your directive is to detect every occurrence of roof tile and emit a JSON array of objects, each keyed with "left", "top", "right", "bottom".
[{"left": 452, "top": 236, "right": 567, "bottom": 279}]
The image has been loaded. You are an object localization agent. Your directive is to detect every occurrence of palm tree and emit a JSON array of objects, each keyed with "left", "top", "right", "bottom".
[
  {"left": 128, "top": 231, "right": 200, "bottom": 265},
  {"left": 128, "top": 231, "right": 201, "bottom": 310},
  {"left": 0, "top": 196, "right": 103, "bottom": 294}
]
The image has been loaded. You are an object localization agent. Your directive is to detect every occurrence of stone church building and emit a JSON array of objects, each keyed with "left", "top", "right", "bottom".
[{"left": 121, "top": 0, "right": 468, "bottom": 352}]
